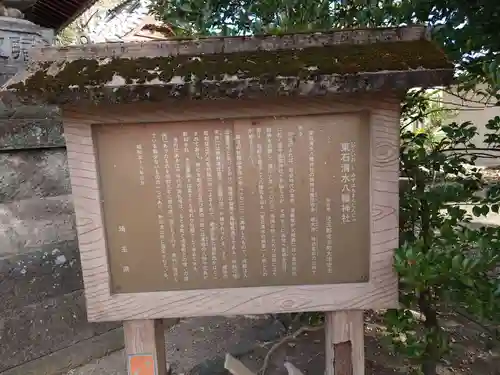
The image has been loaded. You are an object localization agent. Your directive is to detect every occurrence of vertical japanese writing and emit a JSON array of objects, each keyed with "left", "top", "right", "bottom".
[
  {"left": 277, "top": 128, "right": 287, "bottom": 274},
  {"left": 235, "top": 132, "right": 248, "bottom": 278},
  {"left": 340, "top": 142, "right": 352, "bottom": 224},
  {"left": 204, "top": 130, "right": 217, "bottom": 280},
  {"left": 224, "top": 129, "right": 239, "bottom": 280},
  {"left": 248, "top": 127, "right": 255, "bottom": 163},
  {"left": 266, "top": 127, "right": 277, "bottom": 277},
  {"left": 256, "top": 128, "right": 268, "bottom": 277},
  {"left": 173, "top": 137, "right": 187, "bottom": 281},
  {"left": 184, "top": 132, "right": 197, "bottom": 277},
  {"left": 215, "top": 130, "right": 228, "bottom": 279},
  {"left": 325, "top": 198, "right": 333, "bottom": 274},
  {"left": 308, "top": 130, "right": 318, "bottom": 275},
  {"left": 162, "top": 133, "right": 177, "bottom": 282},
  {"left": 152, "top": 133, "right": 168, "bottom": 279},
  {"left": 194, "top": 132, "right": 209, "bottom": 280},
  {"left": 117, "top": 225, "right": 129, "bottom": 274},
  {"left": 350, "top": 141, "right": 357, "bottom": 222},
  {"left": 287, "top": 131, "right": 297, "bottom": 277},
  {"left": 136, "top": 144, "right": 145, "bottom": 185}
]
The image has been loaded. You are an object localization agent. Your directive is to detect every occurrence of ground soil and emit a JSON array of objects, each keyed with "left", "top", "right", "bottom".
[
  {"left": 68, "top": 310, "right": 500, "bottom": 375},
  {"left": 237, "top": 311, "right": 500, "bottom": 375}
]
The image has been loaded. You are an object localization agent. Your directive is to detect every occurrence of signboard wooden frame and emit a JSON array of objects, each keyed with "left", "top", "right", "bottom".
[{"left": 63, "top": 94, "right": 399, "bottom": 323}]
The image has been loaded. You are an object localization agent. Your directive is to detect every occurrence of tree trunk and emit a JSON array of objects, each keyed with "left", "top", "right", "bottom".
[{"left": 418, "top": 290, "right": 440, "bottom": 375}]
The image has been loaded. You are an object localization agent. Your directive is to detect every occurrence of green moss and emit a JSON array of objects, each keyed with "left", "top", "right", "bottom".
[{"left": 10, "top": 39, "right": 452, "bottom": 95}]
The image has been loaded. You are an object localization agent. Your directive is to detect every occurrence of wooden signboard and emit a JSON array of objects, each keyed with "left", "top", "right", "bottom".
[
  {"left": 66, "top": 98, "right": 399, "bottom": 322},
  {"left": 6, "top": 25, "right": 454, "bottom": 375},
  {"left": 95, "top": 114, "right": 371, "bottom": 294},
  {"left": 62, "top": 97, "right": 400, "bottom": 375}
]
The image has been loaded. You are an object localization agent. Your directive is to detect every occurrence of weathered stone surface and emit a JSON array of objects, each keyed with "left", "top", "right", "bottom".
[
  {"left": 0, "top": 16, "right": 120, "bottom": 368},
  {"left": 32, "top": 25, "right": 431, "bottom": 62},
  {"left": 4, "top": 69, "right": 454, "bottom": 106},
  {"left": 0, "top": 290, "right": 119, "bottom": 373},
  {"left": 0, "top": 148, "right": 70, "bottom": 203},
  {"left": 0, "top": 239, "right": 82, "bottom": 315},
  {"left": 0, "top": 194, "right": 76, "bottom": 258},
  {"left": 0, "top": 128, "right": 121, "bottom": 373},
  {"left": 0, "top": 117, "right": 64, "bottom": 150},
  {"left": 3, "top": 26, "right": 454, "bottom": 106},
  {"left": 0, "top": 17, "right": 53, "bottom": 86},
  {"left": 0, "top": 104, "right": 59, "bottom": 119},
  {"left": 0, "top": 105, "right": 63, "bottom": 150},
  {"left": 0, "top": 328, "right": 124, "bottom": 375}
]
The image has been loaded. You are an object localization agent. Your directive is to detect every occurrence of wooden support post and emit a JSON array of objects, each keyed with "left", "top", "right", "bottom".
[
  {"left": 124, "top": 319, "right": 167, "bottom": 375},
  {"left": 325, "top": 311, "right": 365, "bottom": 375}
]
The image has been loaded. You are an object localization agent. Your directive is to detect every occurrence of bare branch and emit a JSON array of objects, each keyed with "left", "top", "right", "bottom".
[{"left": 259, "top": 325, "right": 324, "bottom": 375}]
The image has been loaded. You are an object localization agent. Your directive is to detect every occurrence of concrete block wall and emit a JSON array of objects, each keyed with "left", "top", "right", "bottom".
[{"left": 0, "top": 107, "right": 122, "bottom": 374}]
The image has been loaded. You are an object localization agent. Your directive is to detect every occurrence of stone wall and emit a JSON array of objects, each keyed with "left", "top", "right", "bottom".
[{"left": 0, "top": 107, "right": 123, "bottom": 374}]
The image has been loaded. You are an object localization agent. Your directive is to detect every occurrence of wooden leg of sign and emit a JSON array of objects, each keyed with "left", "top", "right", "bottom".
[
  {"left": 124, "top": 319, "right": 167, "bottom": 375},
  {"left": 325, "top": 311, "right": 364, "bottom": 375}
]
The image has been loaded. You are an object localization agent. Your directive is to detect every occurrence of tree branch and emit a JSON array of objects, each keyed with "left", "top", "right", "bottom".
[
  {"left": 452, "top": 308, "right": 500, "bottom": 342},
  {"left": 259, "top": 325, "right": 324, "bottom": 375}
]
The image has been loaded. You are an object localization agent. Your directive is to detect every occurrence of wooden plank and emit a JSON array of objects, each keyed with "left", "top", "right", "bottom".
[
  {"left": 224, "top": 354, "right": 256, "bottom": 375},
  {"left": 63, "top": 95, "right": 382, "bottom": 125},
  {"left": 325, "top": 311, "right": 364, "bottom": 375},
  {"left": 64, "top": 95, "right": 399, "bottom": 322},
  {"left": 30, "top": 26, "right": 429, "bottom": 62},
  {"left": 284, "top": 362, "right": 306, "bottom": 375},
  {"left": 124, "top": 320, "right": 167, "bottom": 375}
]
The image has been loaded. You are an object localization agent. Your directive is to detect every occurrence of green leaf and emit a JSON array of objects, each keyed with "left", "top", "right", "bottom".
[
  {"left": 452, "top": 254, "right": 462, "bottom": 270},
  {"left": 179, "top": 3, "right": 192, "bottom": 12},
  {"left": 494, "top": 285, "right": 500, "bottom": 297}
]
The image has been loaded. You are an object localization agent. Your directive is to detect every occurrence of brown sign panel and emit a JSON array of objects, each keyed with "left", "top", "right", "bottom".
[{"left": 94, "top": 113, "right": 370, "bottom": 294}]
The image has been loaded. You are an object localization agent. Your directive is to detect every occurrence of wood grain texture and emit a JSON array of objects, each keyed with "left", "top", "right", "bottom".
[
  {"left": 333, "top": 342, "right": 353, "bottom": 375},
  {"left": 63, "top": 95, "right": 399, "bottom": 322},
  {"left": 325, "top": 311, "right": 364, "bottom": 375},
  {"left": 31, "top": 26, "right": 429, "bottom": 62},
  {"left": 224, "top": 354, "right": 257, "bottom": 375},
  {"left": 124, "top": 319, "right": 167, "bottom": 375}
]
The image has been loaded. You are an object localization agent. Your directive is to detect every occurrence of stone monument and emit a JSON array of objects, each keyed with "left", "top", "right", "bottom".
[
  {"left": 0, "top": 5, "right": 121, "bottom": 375},
  {"left": 0, "top": 6, "right": 54, "bottom": 85}
]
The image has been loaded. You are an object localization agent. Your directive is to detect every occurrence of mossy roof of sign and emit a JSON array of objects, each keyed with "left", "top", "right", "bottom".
[{"left": 2, "top": 25, "right": 454, "bottom": 105}]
